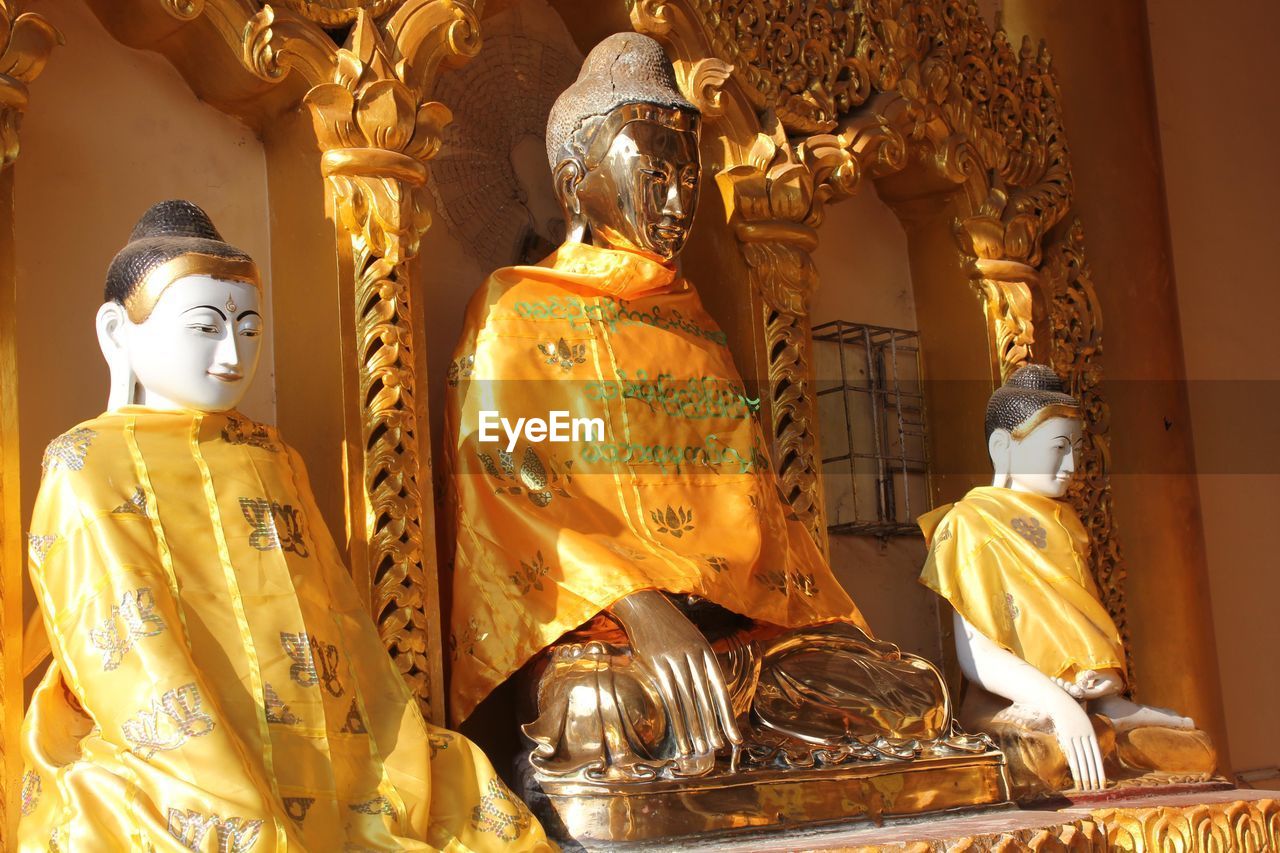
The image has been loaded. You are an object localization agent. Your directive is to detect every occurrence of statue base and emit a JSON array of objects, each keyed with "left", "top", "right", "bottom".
[
  {"left": 541, "top": 786, "right": 1277, "bottom": 851},
  {"left": 531, "top": 749, "right": 1011, "bottom": 845}
]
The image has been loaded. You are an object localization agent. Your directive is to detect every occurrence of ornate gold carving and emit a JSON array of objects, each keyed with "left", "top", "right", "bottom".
[
  {"left": 277, "top": 0, "right": 399, "bottom": 27},
  {"left": 1043, "top": 218, "right": 1130, "bottom": 672},
  {"left": 0, "top": 1, "right": 59, "bottom": 168},
  {"left": 246, "top": 2, "right": 480, "bottom": 722},
  {"left": 1091, "top": 797, "right": 1280, "bottom": 851},
  {"left": 715, "top": 115, "right": 904, "bottom": 552}
]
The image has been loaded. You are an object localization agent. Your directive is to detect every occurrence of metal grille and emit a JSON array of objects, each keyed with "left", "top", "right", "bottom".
[{"left": 813, "top": 321, "right": 930, "bottom": 537}]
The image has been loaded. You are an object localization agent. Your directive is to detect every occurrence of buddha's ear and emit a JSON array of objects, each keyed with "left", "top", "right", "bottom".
[
  {"left": 988, "top": 429, "right": 1013, "bottom": 488},
  {"left": 552, "top": 158, "right": 587, "bottom": 242},
  {"left": 96, "top": 301, "right": 138, "bottom": 409}
]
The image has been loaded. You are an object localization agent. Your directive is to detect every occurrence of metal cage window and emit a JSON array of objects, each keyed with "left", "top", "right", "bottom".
[{"left": 813, "top": 321, "right": 931, "bottom": 537}]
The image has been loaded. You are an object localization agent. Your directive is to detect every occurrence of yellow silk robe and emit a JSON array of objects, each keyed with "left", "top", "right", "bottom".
[
  {"left": 918, "top": 486, "right": 1126, "bottom": 683},
  {"left": 20, "top": 408, "right": 550, "bottom": 852},
  {"left": 445, "top": 241, "right": 864, "bottom": 723}
]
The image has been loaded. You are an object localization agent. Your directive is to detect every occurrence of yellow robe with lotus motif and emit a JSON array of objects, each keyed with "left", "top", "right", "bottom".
[
  {"left": 445, "top": 241, "right": 864, "bottom": 723},
  {"left": 19, "top": 408, "right": 550, "bottom": 852},
  {"left": 918, "top": 486, "right": 1126, "bottom": 683}
]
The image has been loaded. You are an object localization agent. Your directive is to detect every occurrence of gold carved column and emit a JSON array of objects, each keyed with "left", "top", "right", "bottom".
[
  {"left": 0, "top": 1, "right": 57, "bottom": 841},
  {"left": 715, "top": 118, "right": 906, "bottom": 555},
  {"left": 246, "top": 1, "right": 479, "bottom": 722}
]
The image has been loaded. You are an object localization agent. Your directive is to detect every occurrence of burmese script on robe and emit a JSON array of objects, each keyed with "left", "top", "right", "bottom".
[{"left": 444, "top": 241, "right": 865, "bottom": 723}]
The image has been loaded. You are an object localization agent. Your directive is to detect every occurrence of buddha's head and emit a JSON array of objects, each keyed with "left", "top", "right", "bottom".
[
  {"left": 96, "top": 200, "right": 264, "bottom": 413},
  {"left": 545, "top": 32, "right": 701, "bottom": 261},
  {"left": 985, "top": 364, "right": 1082, "bottom": 499}
]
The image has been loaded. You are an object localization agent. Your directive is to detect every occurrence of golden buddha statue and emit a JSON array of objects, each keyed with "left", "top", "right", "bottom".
[
  {"left": 19, "top": 201, "right": 550, "bottom": 851},
  {"left": 918, "top": 364, "right": 1218, "bottom": 800},
  {"left": 444, "top": 33, "right": 1006, "bottom": 842}
]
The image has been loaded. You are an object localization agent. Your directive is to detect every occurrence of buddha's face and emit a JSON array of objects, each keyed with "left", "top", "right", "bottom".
[
  {"left": 110, "top": 275, "right": 264, "bottom": 412},
  {"left": 991, "top": 415, "right": 1082, "bottom": 499},
  {"left": 570, "top": 118, "right": 700, "bottom": 261}
]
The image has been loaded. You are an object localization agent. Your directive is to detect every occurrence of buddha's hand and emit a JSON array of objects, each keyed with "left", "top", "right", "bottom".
[
  {"left": 610, "top": 589, "right": 743, "bottom": 757},
  {"left": 1044, "top": 690, "right": 1107, "bottom": 792}
]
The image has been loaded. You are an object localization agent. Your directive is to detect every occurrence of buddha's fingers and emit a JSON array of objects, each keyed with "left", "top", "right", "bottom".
[
  {"left": 686, "top": 653, "right": 724, "bottom": 752},
  {"left": 653, "top": 662, "right": 693, "bottom": 756},
  {"left": 670, "top": 656, "right": 708, "bottom": 755},
  {"left": 704, "top": 650, "right": 742, "bottom": 745},
  {"left": 1084, "top": 736, "right": 1107, "bottom": 790},
  {"left": 1065, "top": 739, "right": 1086, "bottom": 791}
]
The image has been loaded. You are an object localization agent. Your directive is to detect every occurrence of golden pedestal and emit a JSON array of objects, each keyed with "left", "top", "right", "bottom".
[
  {"left": 536, "top": 749, "right": 1011, "bottom": 845},
  {"left": 545, "top": 787, "right": 1277, "bottom": 851}
]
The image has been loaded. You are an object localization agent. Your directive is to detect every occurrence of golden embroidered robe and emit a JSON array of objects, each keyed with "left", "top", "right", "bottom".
[
  {"left": 918, "top": 486, "right": 1126, "bottom": 683},
  {"left": 445, "top": 241, "right": 864, "bottom": 723},
  {"left": 20, "top": 408, "right": 550, "bottom": 852}
]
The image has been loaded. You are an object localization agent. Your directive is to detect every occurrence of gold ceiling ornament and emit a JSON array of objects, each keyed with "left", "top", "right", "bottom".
[
  {"left": 241, "top": 1, "right": 481, "bottom": 722},
  {"left": 715, "top": 112, "right": 907, "bottom": 554},
  {"left": 1043, "top": 218, "right": 1131, "bottom": 679},
  {"left": 276, "top": 0, "right": 401, "bottom": 27},
  {"left": 0, "top": 0, "right": 60, "bottom": 168},
  {"left": 0, "top": 1, "right": 57, "bottom": 842}
]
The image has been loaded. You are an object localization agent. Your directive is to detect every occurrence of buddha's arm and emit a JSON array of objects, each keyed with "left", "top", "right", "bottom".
[
  {"left": 953, "top": 612, "right": 1107, "bottom": 791},
  {"left": 610, "top": 590, "right": 742, "bottom": 756}
]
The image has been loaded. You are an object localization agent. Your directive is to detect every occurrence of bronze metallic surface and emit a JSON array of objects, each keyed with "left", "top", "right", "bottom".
[
  {"left": 566, "top": 113, "right": 701, "bottom": 262},
  {"left": 538, "top": 753, "right": 1010, "bottom": 844}
]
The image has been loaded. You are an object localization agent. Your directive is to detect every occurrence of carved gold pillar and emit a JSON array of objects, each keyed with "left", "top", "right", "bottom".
[
  {"left": 0, "top": 2, "right": 57, "bottom": 841},
  {"left": 715, "top": 118, "right": 903, "bottom": 554},
  {"left": 247, "top": 0, "right": 480, "bottom": 722}
]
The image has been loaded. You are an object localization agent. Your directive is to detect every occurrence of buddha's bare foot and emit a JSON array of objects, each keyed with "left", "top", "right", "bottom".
[{"left": 1093, "top": 695, "right": 1194, "bottom": 732}]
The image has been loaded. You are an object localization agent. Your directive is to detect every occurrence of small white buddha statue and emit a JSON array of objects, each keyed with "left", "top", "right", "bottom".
[{"left": 918, "top": 364, "right": 1216, "bottom": 797}]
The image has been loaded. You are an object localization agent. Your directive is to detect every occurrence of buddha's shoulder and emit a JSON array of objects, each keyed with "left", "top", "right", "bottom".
[
  {"left": 472, "top": 263, "right": 578, "bottom": 302},
  {"left": 936, "top": 489, "right": 1014, "bottom": 534},
  {"left": 39, "top": 413, "right": 130, "bottom": 476}
]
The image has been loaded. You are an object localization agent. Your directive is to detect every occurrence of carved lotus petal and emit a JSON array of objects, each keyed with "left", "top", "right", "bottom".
[
  {"left": 303, "top": 83, "right": 360, "bottom": 150},
  {"left": 356, "top": 79, "right": 416, "bottom": 151},
  {"left": 406, "top": 101, "right": 451, "bottom": 162},
  {"left": 0, "top": 11, "right": 60, "bottom": 83}
]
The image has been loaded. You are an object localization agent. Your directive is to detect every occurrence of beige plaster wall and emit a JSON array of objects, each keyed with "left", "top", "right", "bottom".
[
  {"left": 1146, "top": 0, "right": 1280, "bottom": 781},
  {"left": 810, "top": 187, "right": 941, "bottom": 665},
  {"left": 12, "top": 2, "right": 272, "bottom": 625}
]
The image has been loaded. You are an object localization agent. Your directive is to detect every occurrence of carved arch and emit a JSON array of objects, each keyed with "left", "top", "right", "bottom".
[{"left": 630, "top": 0, "right": 1128, "bottom": 659}]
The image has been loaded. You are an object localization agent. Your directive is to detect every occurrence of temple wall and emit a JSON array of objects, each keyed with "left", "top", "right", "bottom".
[
  {"left": 12, "top": 0, "right": 272, "bottom": 650},
  {"left": 809, "top": 189, "right": 940, "bottom": 662},
  {"left": 1146, "top": 0, "right": 1280, "bottom": 785}
]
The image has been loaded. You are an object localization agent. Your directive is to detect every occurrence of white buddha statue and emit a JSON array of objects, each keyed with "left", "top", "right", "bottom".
[
  {"left": 917, "top": 364, "right": 1217, "bottom": 798},
  {"left": 19, "top": 200, "right": 549, "bottom": 851}
]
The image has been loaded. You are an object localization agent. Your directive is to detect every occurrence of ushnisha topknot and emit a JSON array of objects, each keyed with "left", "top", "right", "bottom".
[
  {"left": 545, "top": 32, "right": 699, "bottom": 170},
  {"left": 984, "top": 363, "right": 1081, "bottom": 441},
  {"left": 105, "top": 199, "right": 260, "bottom": 324}
]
